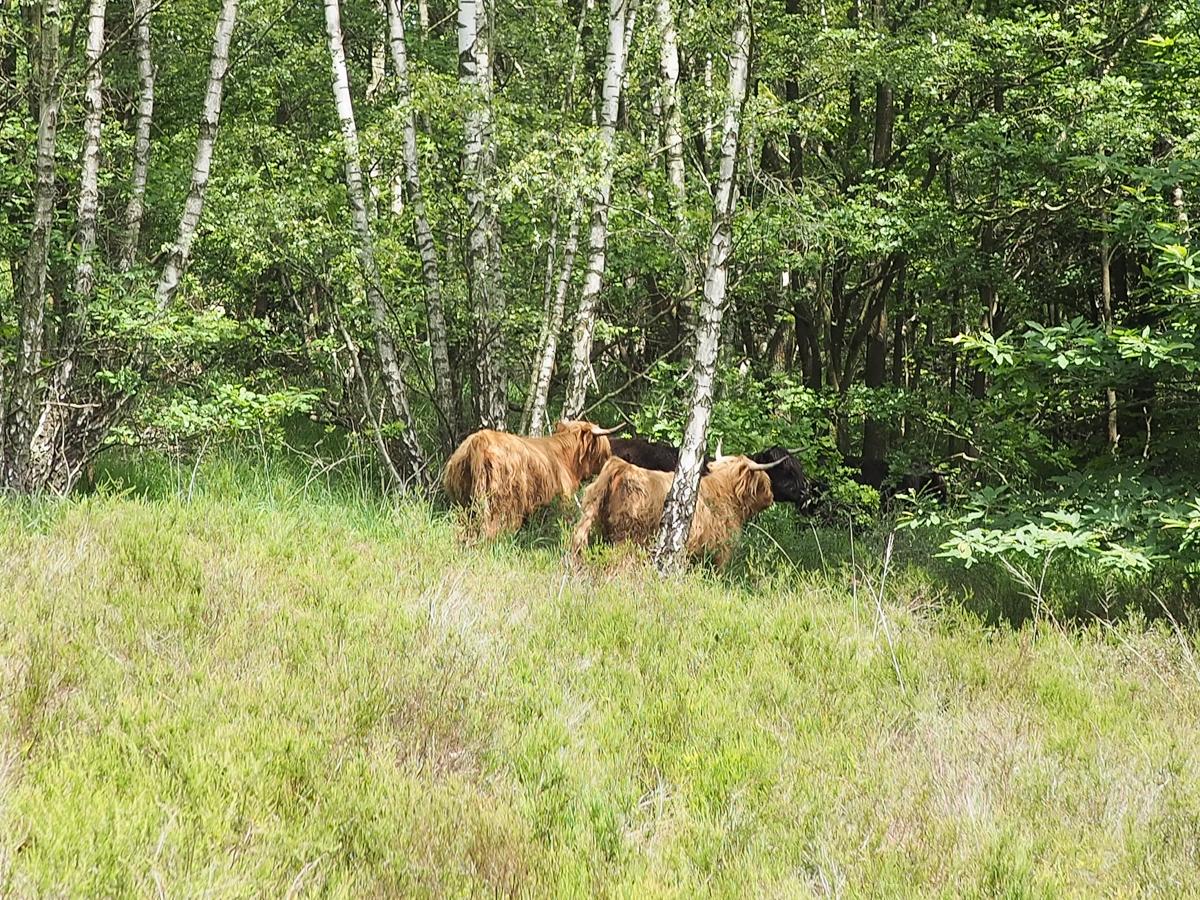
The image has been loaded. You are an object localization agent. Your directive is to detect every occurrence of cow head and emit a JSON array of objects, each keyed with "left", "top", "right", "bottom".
[
  {"left": 749, "top": 446, "right": 814, "bottom": 509},
  {"left": 708, "top": 453, "right": 781, "bottom": 518},
  {"left": 554, "top": 420, "right": 619, "bottom": 480}
]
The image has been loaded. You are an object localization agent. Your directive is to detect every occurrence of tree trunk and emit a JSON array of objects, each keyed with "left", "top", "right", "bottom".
[
  {"left": 1172, "top": 185, "right": 1188, "bottom": 241},
  {"left": 561, "top": 0, "right": 633, "bottom": 419},
  {"left": 972, "top": 74, "right": 1004, "bottom": 401},
  {"left": 72, "top": 0, "right": 106, "bottom": 305},
  {"left": 973, "top": 222, "right": 998, "bottom": 400},
  {"left": 366, "top": 0, "right": 388, "bottom": 214},
  {"left": 154, "top": 0, "right": 238, "bottom": 308},
  {"left": 459, "top": 0, "right": 507, "bottom": 429},
  {"left": 655, "top": 0, "right": 695, "bottom": 346},
  {"left": 386, "top": 0, "right": 455, "bottom": 444},
  {"left": 564, "top": 0, "right": 595, "bottom": 111},
  {"left": 23, "top": 0, "right": 107, "bottom": 494},
  {"left": 325, "top": 0, "right": 428, "bottom": 484},
  {"left": 525, "top": 205, "right": 582, "bottom": 435},
  {"left": 518, "top": 0, "right": 591, "bottom": 433},
  {"left": 861, "top": 300, "right": 888, "bottom": 486},
  {"left": 656, "top": 0, "right": 683, "bottom": 210},
  {"left": 1100, "top": 232, "right": 1119, "bottom": 454},
  {"left": 700, "top": 53, "right": 713, "bottom": 164},
  {"left": 653, "top": 0, "right": 750, "bottom": 573},
  {"left": 4, "top": 0, "right": 62, "bottom": 487},
  {"left": 118, "top": 0, "right": 154, "bottom": 271},
  {"left": 521, "top": 206, "right": 562, "bottom": 433},
  {"left": 862, "top": 77, "right": 894, "bottom": 487}
]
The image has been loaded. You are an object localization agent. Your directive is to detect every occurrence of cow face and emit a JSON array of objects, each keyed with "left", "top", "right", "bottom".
[
  {"left": 706, "top": 455, "right": 777, "bottom": 519},
  {"left": 749, "top": 447, "right": 813, "bottom": 508},
  {"left": 554, "top": 420, "right": 617, "bottom": 479}
]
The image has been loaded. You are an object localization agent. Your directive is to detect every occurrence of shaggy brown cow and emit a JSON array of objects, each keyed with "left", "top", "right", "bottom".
[
  {"left": 443, "top": 420, "right": 619, "bottom": 538},
  {"left": 570, "top": 452, "right": 783, "bottom": 567}
]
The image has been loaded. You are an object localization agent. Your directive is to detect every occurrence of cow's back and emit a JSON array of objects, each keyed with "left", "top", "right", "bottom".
[{"left": 589, "top": 458, "right": 665, "bottom": 546}]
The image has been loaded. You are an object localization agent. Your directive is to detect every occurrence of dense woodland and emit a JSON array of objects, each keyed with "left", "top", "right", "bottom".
[{"left": 1, "top": 0, "right": 1198, "bottom": 580}]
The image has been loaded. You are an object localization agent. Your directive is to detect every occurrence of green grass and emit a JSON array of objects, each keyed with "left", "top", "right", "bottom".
[{"left": 2, "top": 450, "right": 1199, "bottom": 896}]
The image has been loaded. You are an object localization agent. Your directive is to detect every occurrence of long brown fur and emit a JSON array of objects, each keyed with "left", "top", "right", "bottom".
[
  {"left": 570, "top": 455, "right": 775, "bottom": 567},
  {"left": 443, "top": 420, "right": 613, "bottom": 539}
]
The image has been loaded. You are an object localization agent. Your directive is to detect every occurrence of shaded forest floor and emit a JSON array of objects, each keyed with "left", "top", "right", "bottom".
[{"left": 1, "top": 450, "right": 1199, "bottom": 896}]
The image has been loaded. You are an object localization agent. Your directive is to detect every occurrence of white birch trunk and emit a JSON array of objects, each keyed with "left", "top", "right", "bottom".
[
  {"left": 654, "top": 0, "right": 751, "bottom": 572},
  {"left": 1100, "top": 233, "right": 1119, "bottom": 454},
  {"left": 656, "top": 0, "right": 684, "bottom": 209},
  {"left": 459, "top": 0, "right": 507, "bottom": 429},
  {"left": 561, "top": 0, "right": 633, "bottom": 419},
  {"left": 417, "top": 0, "right": 429, "bottom": 30},
  {"left": 73, "top": 0, "right": 106, "bottom": 301},
  {"left": 154, "top": 0, "right": 238, "bottom": 308},
  {"left": 655, "top": 0, "right": 695, "bottom": 335},
  {"left": 325, "top": 0, "right": 428, "bottom": 483},
  {"left": 387, "top": 0, "right": 456, "bottom": 441},
  {"left": 621, "top": 1, "right": 638, "bottom": 91},
  {"left": 564, "top": 0, "right": 595, "bottom": 109},
  {"left": 118, "top": 0, "right": 154, "bottom": 271},
  {"left": 5, "top": 0, "right": 62, "bottom": 485},
  {"left": 526, "top": 206, "right": 582, "bottom": 435},
  {"left": 366, "top": 0, "right": 387, "bottom": 214},
  {"left": 702, "top": 53, "right": 714, "bottom": 159},
  {"left": 518, "top": 0, "right": 592, "bottom": 434},
  {"left": 520, "top": 206, "right": 562, "bottom": 434},
  {"left": 21, "top": 0, "right": 106, "bottom": 494}
]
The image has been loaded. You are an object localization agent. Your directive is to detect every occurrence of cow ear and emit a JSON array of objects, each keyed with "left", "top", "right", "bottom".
[
  {"left": 739, "top": 466, "right": 770, "bottom": 508},
  {"left": 576, "top": 428, "right": 594, "bottom": 470},
  {"left": 734, "top": 465, "right": 755, "bottom": 502}
]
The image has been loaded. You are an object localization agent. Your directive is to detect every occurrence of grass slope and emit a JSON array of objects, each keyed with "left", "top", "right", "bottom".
[{"left": 1, "top": 455, "right": 1199, "bottom": 896}]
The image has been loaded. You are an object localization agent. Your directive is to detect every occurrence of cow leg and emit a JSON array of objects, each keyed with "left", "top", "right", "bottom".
[
  {"left": 571, "top": 465, "right": 618, "bottom": 557},
  {"left": 483, "top": 510, "right": 521, "bottom": 540},
  {"left": 570, "top": 492, "right": 601, "bottom": 557}
]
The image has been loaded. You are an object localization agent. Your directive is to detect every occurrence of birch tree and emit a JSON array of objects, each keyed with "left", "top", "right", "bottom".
[
  {"left": 386, "top": 0, "right": 456, "bottom": 443},
  {"left": 22, "top": 0, "right": 106, "bottom": 493},
  {"left": 524, "top": 210, "right": 581, "bottom": 435},
  {"left": 655, "top": 0, "right": 694, "bottom": 332},
  {"left": 1100, "top": 229, "right": 1119, "bottom": 453},
  {"left": 154, "top": 0, "right": 238, "bottom": 308},
  {"left": 3, "top": 0, "right": 61, "bottom": 488},
  {"left": 522, "top": 0, "right": 592, "bottom": 435},
  {"left": 459, "top": 0, "right": 507, "bottom": 430},
  {"left": 325, "top": 0, "right": 428, "bottom": 484},
  {"left": 560, "top": 0, "right": 634, "bottom": 419},
  {"left": 73, "top": 0, "right": 106, "bottom": 303},
  {"left": 656, "top": 0, "right": 685, "bottom": 217},
  {"left": 119, "top": 0, "right": 154, "bottom": 271},
  {"left": 654, "top": 0, "right": 751, "bottom": 573}
]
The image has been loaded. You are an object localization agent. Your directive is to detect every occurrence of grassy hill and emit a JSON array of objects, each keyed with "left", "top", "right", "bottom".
[{"left": 1, "top": 453, "right": 1198, "bottom": 896}]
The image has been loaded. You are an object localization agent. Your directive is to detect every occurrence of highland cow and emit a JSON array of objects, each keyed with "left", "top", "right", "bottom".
[
  {"left": 443, "top": 420, "right": 618, "bottom": 539},
  {"left": 570, "top": 452, "right": 783, "bottom": 567},
  {"left": 609, "top": 436, "right": 813, "bottom": 509}
]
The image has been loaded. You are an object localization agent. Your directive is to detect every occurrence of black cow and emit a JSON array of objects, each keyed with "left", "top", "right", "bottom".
[
  {"left": 748, "top": 445, "right": 815, "bottom": 509},
  {"left": 609, "top": 436, "right": 814, "bottom": 509},
  {"left": 608, "top": 437, "right": 708, "bottom": 474}
]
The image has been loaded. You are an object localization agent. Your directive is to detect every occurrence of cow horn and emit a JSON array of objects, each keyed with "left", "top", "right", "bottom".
[
  {"left": 589, "top": 423, "right": 622, "bottom": 435},
  {"left": 714, "top": 438, "right": 729, "bottom": 461},
  {"left": 786, "top": 446, "right": 803, "bottom": 455},
  {"left": 747, "top": 457, "right": 785, "bottom": 471}
]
